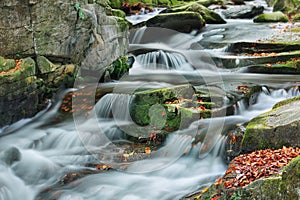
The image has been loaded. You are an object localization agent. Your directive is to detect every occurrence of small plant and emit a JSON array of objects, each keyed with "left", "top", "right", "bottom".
[
  {"left": 74, "top": 3, "right": 85, "bottom": 20},
  {"left": 230, "top": 189, "right": 243, "bottom": 200}
]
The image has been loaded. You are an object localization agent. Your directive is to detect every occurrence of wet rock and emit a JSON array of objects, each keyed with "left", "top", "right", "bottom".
[
  {"left": 254, "top": 11, "right": 288, "bottom": 23},
  {"left": 0, "top": 147, "right": 21, "bottom": 166},
  {"left": 231, "top": 0, "right": 245, "bottom": 5},
  {"left": 169, "top": 2, "right": 226, "bottom": 24},
  {"left": 222, "top": 5, "right": 264, "bottom": 19},
  {"left": 241, "top": 96, "right": 300, "bottom": 153},
  {"left": 193, "top": 0, "right": 222, "bottom": 7},
  {"left": 146, "top": 11, "right": 205, "bottom": 33},
  {"left": 244, "top": 58, "right": 300, "bottom": 74},
  {"left": 0, "top": 57, "right": 40, "bottom": 127},
  {"left": 212, "top": 50, "right": 300, "bottom": 69},
  {"left": 227, "top": 42, "right": 300, "bottom": 54}
]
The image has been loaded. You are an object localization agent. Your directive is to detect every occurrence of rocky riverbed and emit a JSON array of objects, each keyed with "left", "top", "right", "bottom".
[{"left": 0, "top": 0, "right": 299, "bottom": 199}]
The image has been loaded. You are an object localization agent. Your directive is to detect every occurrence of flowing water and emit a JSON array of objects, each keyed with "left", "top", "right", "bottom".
[{"left": 1, "top": 3, "right": 300, "bottom": 200}]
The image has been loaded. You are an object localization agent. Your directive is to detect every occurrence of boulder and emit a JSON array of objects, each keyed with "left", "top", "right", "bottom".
[
  {"left": 0, "top": 1, "right": 129, "bottom": 71},
  {"left": 222, "top": 5, "right": 264, "bottom": 19},
  {"left": 243, "top": 58, "right": 300, "bottom": 74},
  {"left": 241, "top": 96, "right": 300, "bottom": 153},
  {"left": 254, "top": 11, "right": 288, "bottom": 23},
  {"left": 273, "top": 0, "right": 300, "bottom": 14},
  {"left": 195, "top": 0, "right": 222, "bottom": 7},
  {"left": 170, "top": 2, "right": 226, "bottom": 24},
  {"left": 146, "top": 11, "right": 205, "bottom": 33}
]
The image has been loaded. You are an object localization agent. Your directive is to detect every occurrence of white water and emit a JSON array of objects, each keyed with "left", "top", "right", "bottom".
[
  {"left": 134, "top": 50, "right": 194, "bottom": 70},
  {"left": 0, "top": 85, "right": 298, "bottom": 199}
]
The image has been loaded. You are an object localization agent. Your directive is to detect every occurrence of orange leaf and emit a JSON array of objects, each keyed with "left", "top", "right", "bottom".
[
  {"left": 145, "top": 147, "right": 151, "bottom": 154},
  {"left": 202, "top": 187, "right": 209, "bottom": 193},
  {"left": 199, "top": 106, "right": 206, "bottom": 111}
]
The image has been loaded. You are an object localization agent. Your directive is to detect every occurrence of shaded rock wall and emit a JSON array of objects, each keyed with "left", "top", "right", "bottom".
[
  {"left": 0, "top": 0, "right": 129, "bottom": 70},
  {"left": 0, "top": 0, "right": 129, "bottom": 127}
]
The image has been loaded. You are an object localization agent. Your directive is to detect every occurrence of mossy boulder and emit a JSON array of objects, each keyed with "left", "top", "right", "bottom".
[
  {"left": 36, "top": 56, "right": 57, "bottom": 74},
  {"left": 169, "top": 2, "right": 226, "bottom": 24},
  {"left": 254, "top": 11, "right": 288, "bottom": 23},
  {"left": 245, "top": 58, "right": 300, "bottom": 74},
  {"left": 146, "top": 11, "right": 205, "bottom": 33},
  {"left": 241, "top": 96, "right": 300, "bottom": 153},
  {"left": 273, "top": 0, "right": 300, "bottom": 14},
  {"left": 130, "top": 85, "right": 212, "bottom": 133},
  {"left": 108, "top": 0, "right": 176, "bottom": 8}
]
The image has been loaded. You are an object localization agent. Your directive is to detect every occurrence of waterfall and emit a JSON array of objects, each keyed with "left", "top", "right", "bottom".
[
  {"left": 234, "top": 86, "right": 300, "bottom": 118},
  {"left": 93, "top": 93, "right": 133, "bottom": 121},
  {"left": 135, "top": 50, "right": 194, "bottom": 70}
]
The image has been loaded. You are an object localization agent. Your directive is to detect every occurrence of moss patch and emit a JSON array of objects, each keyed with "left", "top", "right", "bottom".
[{"left": 254, "top": 11, "right": 288, "bottom": 23}]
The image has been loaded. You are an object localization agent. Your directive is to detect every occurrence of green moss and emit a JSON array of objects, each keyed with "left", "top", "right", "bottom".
[
  {"left": 109, "top": 56, "right": 130, "bottom": 79},
  {"left": 115, "top": 16, "right": 130, "bottom": 32},
  {"left": 109, "top": 0, "right": 122, "bottom": 8},
  {"left": 280, "top": 156, "right": 300, "bottom": 200},
  {"left": 293, "top": 14, "right": 300, "bottom": 21},
  {"left": 289, "top": 27, "right": 300, "bottom": 32},
  {"left": 171, "top": 2, "right": 225, "bottom": 24},
  {"left": 273, "top": 95, "right": 300, "bottom": 109},
  {"left": 0, "top": 56, "right": 15, "bottom": 72},
  {"left": 254, "top": 11, "right": 288, "bottom": 23}
]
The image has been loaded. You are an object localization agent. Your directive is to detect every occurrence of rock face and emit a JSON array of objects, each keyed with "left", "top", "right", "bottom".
[
  {"left": 222, "top": 5, "right": 264, "bottom": 19},
  {"left": 0, "top": 0, "right": 129, "bottom": 71},
  {"left": 0, "top": 0, "right": 130, "bottom": 127},
  {"left": 241, "top": 96, "right": 300, "bottom": 153},
  {"left": 146, "top": 11, "right": 205, "bottom": 33},
  {"left": 0, "top": 57, "right": 40, "bottom": 126},
  {"left": 254, "top": 11, "right": 288, "bottom": 23}
]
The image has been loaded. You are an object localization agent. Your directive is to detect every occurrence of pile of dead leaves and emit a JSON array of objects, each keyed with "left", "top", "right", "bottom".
[{"left": 220, "top": 146, "right": 300, "bottom": 189}]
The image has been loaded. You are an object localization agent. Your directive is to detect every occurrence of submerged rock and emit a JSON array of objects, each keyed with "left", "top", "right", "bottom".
[
  {"left": 222, "top": 5, "right": 264, "bottom": 19},
  {"left": 146, "top": 11, "right": 205, "bottom": 33},
  {"left": 241, "top": 95, "right": 300, "bottom": 153},
  {"left": 254, "top": 11, "right": 288, "bottom": 23}
]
